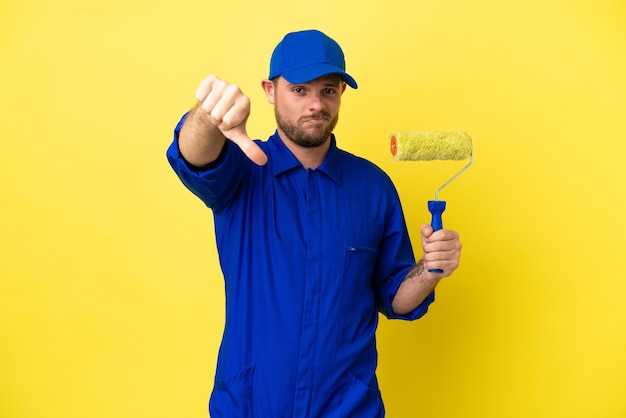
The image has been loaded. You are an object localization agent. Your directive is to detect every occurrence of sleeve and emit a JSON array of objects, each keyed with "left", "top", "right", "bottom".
[
  {"left": 374, "top": 184, "right": 435, "bottom": 321},
  {"left": 165, "top": 112, "right": 250, "bottom": 211}
]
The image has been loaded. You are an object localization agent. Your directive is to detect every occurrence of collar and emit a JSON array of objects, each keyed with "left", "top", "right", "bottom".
[{"left": 266, "top": 131, "right": 342, "bottom": 185}]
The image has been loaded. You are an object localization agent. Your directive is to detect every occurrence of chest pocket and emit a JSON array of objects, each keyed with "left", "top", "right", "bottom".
[{"left": 341, "top": 224, "right": 383, "bottom": 318}]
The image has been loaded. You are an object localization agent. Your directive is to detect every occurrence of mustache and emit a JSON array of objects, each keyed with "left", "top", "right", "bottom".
[{"left": 300, "top": 111, "right": 331, "bottom": 122}]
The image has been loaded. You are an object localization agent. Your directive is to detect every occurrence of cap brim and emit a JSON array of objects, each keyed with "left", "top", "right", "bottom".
[{"left": 281, "top": 63, "right": 358, "bottom": 89}]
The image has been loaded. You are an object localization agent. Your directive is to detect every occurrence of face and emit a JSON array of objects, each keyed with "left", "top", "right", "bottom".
[{"left": 263, "top": 75, "right": 346, "bottom": 148}]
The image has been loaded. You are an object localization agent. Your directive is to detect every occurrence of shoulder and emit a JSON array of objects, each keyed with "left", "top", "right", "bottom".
[{"left": 337, "top": 148, "right": 394, "bottom": 184}]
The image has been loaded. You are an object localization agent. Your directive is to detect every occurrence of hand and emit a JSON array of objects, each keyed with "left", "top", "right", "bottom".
[
  {"left": 195, "top": 75, "right": 268, "bottom": 165},
  {"left": 420, "top": 224, "right": 462, "bottom": 277}
]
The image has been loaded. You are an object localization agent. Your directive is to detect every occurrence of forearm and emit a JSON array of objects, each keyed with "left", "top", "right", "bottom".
[
  {"left": 178, "top": 105, "right": 226, "bottom": 167},
  {"left": 391, "top": 260, "right": 442, "bottom": 316}
]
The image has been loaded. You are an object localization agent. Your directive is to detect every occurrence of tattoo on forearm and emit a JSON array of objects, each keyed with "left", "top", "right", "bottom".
[{"left": 404, "top": 260, "right": 425, "bottom": 282}]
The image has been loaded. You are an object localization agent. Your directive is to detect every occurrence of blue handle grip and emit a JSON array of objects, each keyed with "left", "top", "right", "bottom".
[{"left": 427, "top": 200, "right": 447, "bottom": 273}]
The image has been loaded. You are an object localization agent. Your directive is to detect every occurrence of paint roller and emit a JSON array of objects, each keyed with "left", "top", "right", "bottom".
[{"left": 390, "top": 131, "right": 473, "bottom": 273}]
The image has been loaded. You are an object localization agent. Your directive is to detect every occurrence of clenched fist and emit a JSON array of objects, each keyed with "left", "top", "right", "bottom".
[{"left": 195, "top": 75, "right": 268, "bottom": 166}]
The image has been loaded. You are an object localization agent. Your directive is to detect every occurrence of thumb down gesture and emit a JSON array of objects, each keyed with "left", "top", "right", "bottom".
[{"left": 194, "top": 75, "right": 268, "bottom": 166}]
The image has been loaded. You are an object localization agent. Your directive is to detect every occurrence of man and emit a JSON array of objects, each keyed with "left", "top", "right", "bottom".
[{"left": 167, "top": 29, "right": 462, "bottom": 417}]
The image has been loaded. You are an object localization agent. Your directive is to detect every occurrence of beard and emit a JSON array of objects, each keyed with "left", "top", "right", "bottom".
[{"left": 275, "top": 107, "right": 339, "bottom": 148}]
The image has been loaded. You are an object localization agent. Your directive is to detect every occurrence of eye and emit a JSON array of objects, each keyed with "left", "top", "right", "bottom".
[
  {"left": 323, "top": 88, "right": 337, "bottom": 95},
  {"left": 292, "top": 87, "right": 304, "bottom": 94}
]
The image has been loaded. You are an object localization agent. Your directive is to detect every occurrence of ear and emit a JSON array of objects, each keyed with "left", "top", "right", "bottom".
[
  {"left": 261, "top": 79, "right": 276, "bottom": 104},
  {"left": 341, "top": 82, "right": 347, "bottom": 94}
]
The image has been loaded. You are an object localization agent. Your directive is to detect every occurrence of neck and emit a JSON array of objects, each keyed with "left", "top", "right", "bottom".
[{"left": 277, "top": 129, "right": 331, "bottom": 170}]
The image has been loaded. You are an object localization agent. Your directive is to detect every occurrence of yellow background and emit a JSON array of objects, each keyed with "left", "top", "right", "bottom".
[{"left": 2, "top": 0, "right": 625, "bottom": 416}]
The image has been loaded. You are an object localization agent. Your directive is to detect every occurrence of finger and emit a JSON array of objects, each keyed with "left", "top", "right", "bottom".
[
  {"left": 213, "top": 87, "right": 249, "bottom": 129},
  {"left": 424, "top": 247, "right": 460, "bottom": 268},
  {"left": 424, "top": 236, "right": 462, "bottom": 253},
  {"left": 227, "top": 129, "right": 269, "bottom": 166},
  {"left": 195, "top": 74, "right": 220, "bottom": 103},
  {"left": 200, "top": 81, "right": 231, "bottom": 120},
  {"left": 426, "top": 229, "right": 459, "bottom": 245},
  {"left": 239, "top": 141, "right": 269, "bottom": 166},
  {"left": 420, "top": 223, "right": 434, "bottom": 238}
]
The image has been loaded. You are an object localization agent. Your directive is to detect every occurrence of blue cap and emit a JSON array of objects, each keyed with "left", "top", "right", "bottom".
[{"left": 269, "top": 30, "right": 358, "bottom": 89}]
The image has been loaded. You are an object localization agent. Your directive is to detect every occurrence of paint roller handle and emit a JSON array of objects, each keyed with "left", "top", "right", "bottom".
[{"left": 427, "top": 200, "right": 446, "bottom": 273}]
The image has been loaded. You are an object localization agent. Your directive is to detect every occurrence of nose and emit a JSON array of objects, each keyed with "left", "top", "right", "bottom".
[{"left": 307, "top": 92, "right": 325, "bottom": 112}]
